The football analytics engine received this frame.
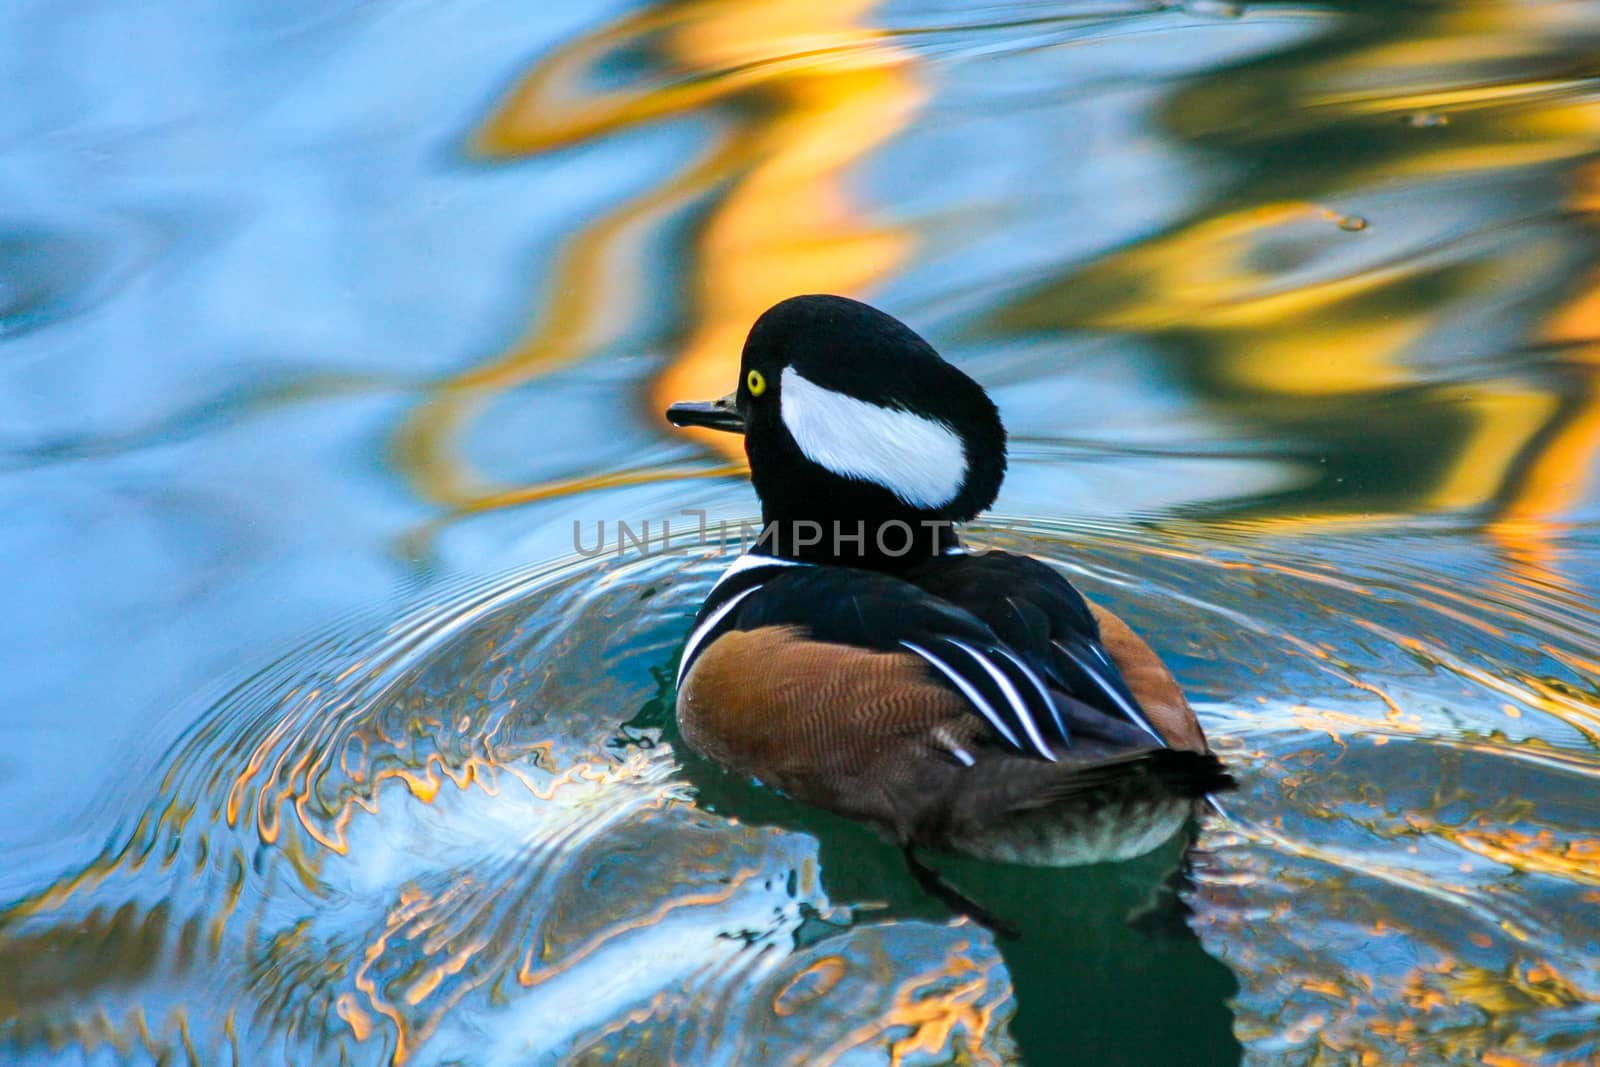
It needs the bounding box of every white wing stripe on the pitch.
[677,585,762,689]
[900,641,1023,751]
[709,553,808,593]
[949,639,1057,762]
[1059,641,1163,744]
[994,647,1070,744]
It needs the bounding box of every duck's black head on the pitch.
[667,294,1006,568]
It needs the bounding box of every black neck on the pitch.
[749,509,962,571]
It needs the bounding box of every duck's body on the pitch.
[667,295,1229,871]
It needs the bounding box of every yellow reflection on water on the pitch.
[394,0,920,526]
[1487,160,1600,576]
[825,937,1006,1067]
[1002,0,1600,586]
[14,3,1600,1063]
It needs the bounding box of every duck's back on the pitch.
[902,550,1209,753]
[674,554,1227,864]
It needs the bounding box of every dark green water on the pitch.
[3,0,1600,1063]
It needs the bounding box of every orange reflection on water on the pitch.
[806,935,1008,1067]
[772,955,848,1016]
[394,0,921,532]
[1003,0,1600,591]
[1487,162,1600,578]
[1453,827,1600,886]
[351,884,436,1064]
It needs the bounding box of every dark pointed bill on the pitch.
[666,392,745,434]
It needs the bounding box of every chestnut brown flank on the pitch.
[1086,601,1207,752]
[677,614,1212,849]
[679,625,979,816]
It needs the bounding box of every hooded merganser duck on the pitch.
[666,295,1230,889]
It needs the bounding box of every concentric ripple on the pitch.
[3,518,1597,1065]
[999,518,1600,1066]
[0,544,1013,1066]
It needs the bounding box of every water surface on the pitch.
[3,0,1599,1063]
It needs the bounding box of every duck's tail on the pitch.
[1016,747,1235,810]
[935,747,1234,867]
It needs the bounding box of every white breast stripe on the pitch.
[780,367,967,509]
[677,585,762,689]
[710,553,808,593]
[900,641,1022,751]
[949,639,1057,762]
[994,647,1070,745]
[1057,640,1163,744]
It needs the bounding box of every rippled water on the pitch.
[5,0,1600,1063]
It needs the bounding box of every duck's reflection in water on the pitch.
[673,719,1242,1067]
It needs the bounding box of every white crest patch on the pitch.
[779,367,967,509]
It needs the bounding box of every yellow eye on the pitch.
[746,369,767,397]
